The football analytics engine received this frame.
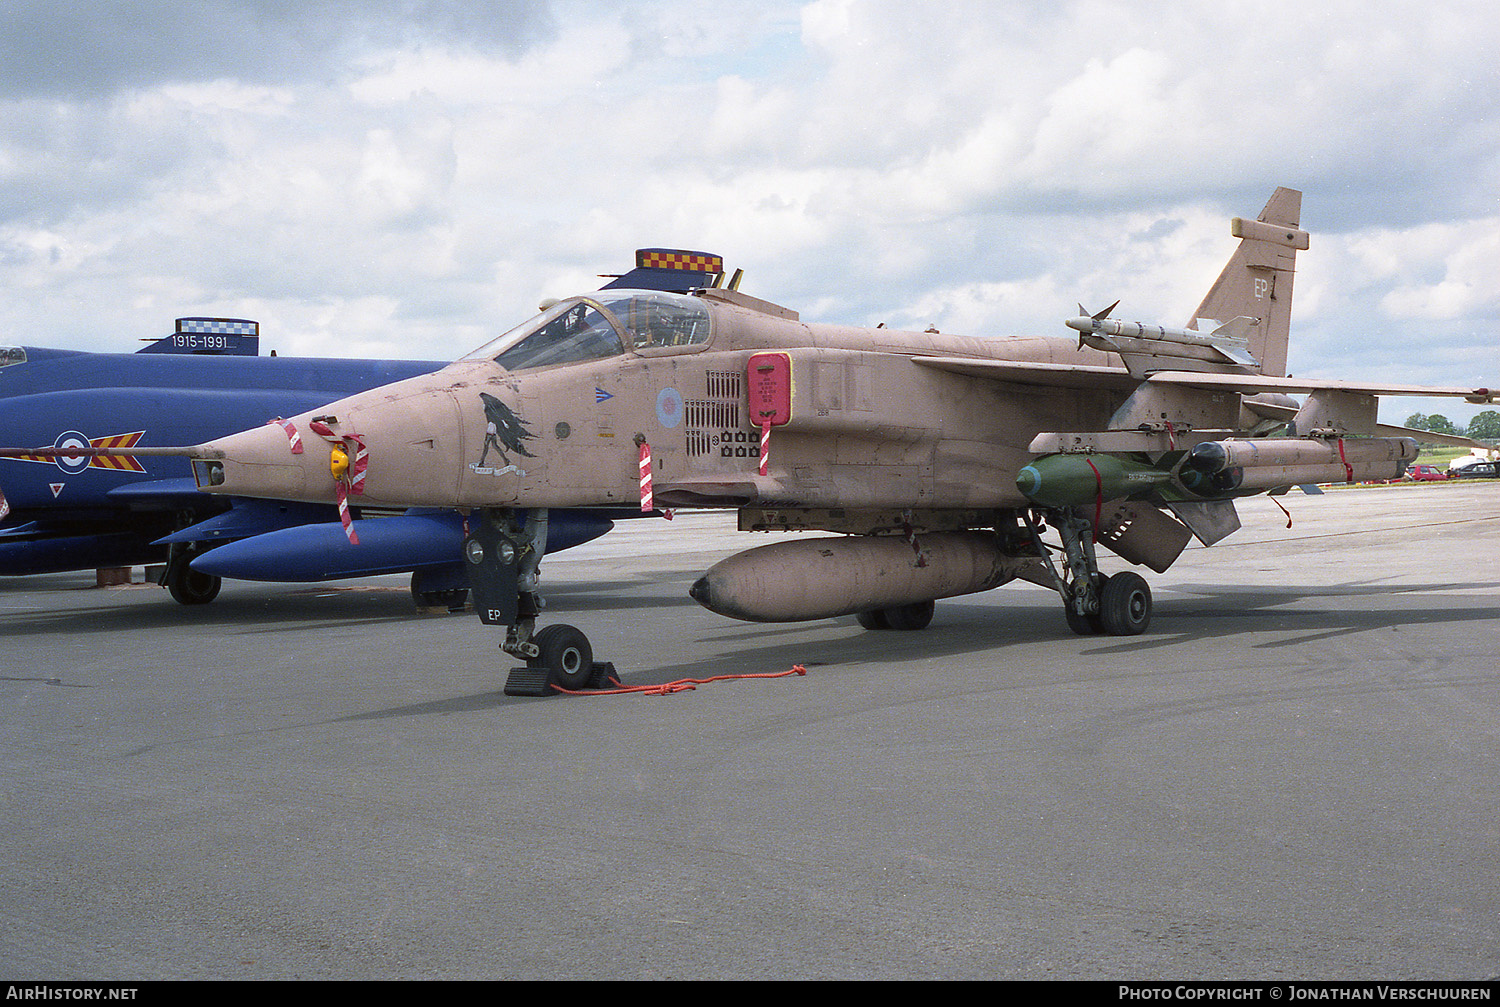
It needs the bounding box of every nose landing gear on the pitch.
[462,507,613,696]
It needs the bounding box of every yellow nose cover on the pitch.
[329,444,350,479]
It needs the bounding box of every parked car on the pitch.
[1405,463,1447,481]
[1451,461,1499,479]
[1448,454,1496,477]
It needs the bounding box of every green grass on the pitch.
[1418,444,1495,466]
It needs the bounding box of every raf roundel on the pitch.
[52,431,92,475]
[656,387,684,429]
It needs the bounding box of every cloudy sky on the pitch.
[1,0,1495,424]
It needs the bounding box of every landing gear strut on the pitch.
[1026,508,1152,636]
[462,508,609,694]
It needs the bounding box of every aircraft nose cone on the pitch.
[198,421,333,503]
[689,575,713,608]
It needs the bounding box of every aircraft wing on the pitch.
[101,477,206,506]
[910,356,1141,390]
[912,356,1495,402]
[1145,371,1496,402]
[1242,397,1491,450]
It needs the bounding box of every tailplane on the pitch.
[1187,187,1307,377]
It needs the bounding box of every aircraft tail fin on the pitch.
[1186,187,1307,377]
[137,317,260,356]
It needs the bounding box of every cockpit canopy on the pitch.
[463,290,711,371]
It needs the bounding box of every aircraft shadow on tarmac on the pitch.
[673,576,1500,679]
[366,579,1500,715]
[0,569,708,640]
[8,574,1496,720]
[1043,579,1500,657]
[0,585,440,639]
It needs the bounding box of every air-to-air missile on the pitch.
[1066,313,1255,360]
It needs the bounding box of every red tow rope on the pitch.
[550,665,808,697]
[1271,495,1293,528]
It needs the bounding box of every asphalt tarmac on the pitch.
[2,483,1497,980]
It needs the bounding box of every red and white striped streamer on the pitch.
[345,433,368,495]
[758,420,771,477]
[268,417,304,454]
[334,483,359,545]
[307,419,365,543]
[638,440,653,512]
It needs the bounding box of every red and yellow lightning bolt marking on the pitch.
[8,432,147,472]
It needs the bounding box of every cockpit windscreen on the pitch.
[463,291,711,371]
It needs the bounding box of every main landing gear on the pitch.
[161,542,222,605]
[1026,508,1152,637]
[461,507,612,695]
[855,599,936,631]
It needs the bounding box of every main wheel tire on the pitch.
[1098,571,1151,636]
[884,599,935,631]
[856,609,889,630]
[534,624,593,690]
[1064,574,1108,635]
[167,567,220,605]
[1064,605,1097,636]
[411,586,469,610]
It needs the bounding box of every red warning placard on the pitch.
[746,353,792,427]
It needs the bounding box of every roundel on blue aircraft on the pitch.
[53,431,91,475]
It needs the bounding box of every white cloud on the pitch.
[0,0,1496,424]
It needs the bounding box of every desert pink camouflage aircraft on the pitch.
[17,193,1493,692]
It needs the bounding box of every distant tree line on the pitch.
[1405,410,1500,441]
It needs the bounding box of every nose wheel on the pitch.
[502,623,613,696]
[463,508,615,696]
[528,624,593,690]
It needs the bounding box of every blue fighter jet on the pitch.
[0,250,722,605]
